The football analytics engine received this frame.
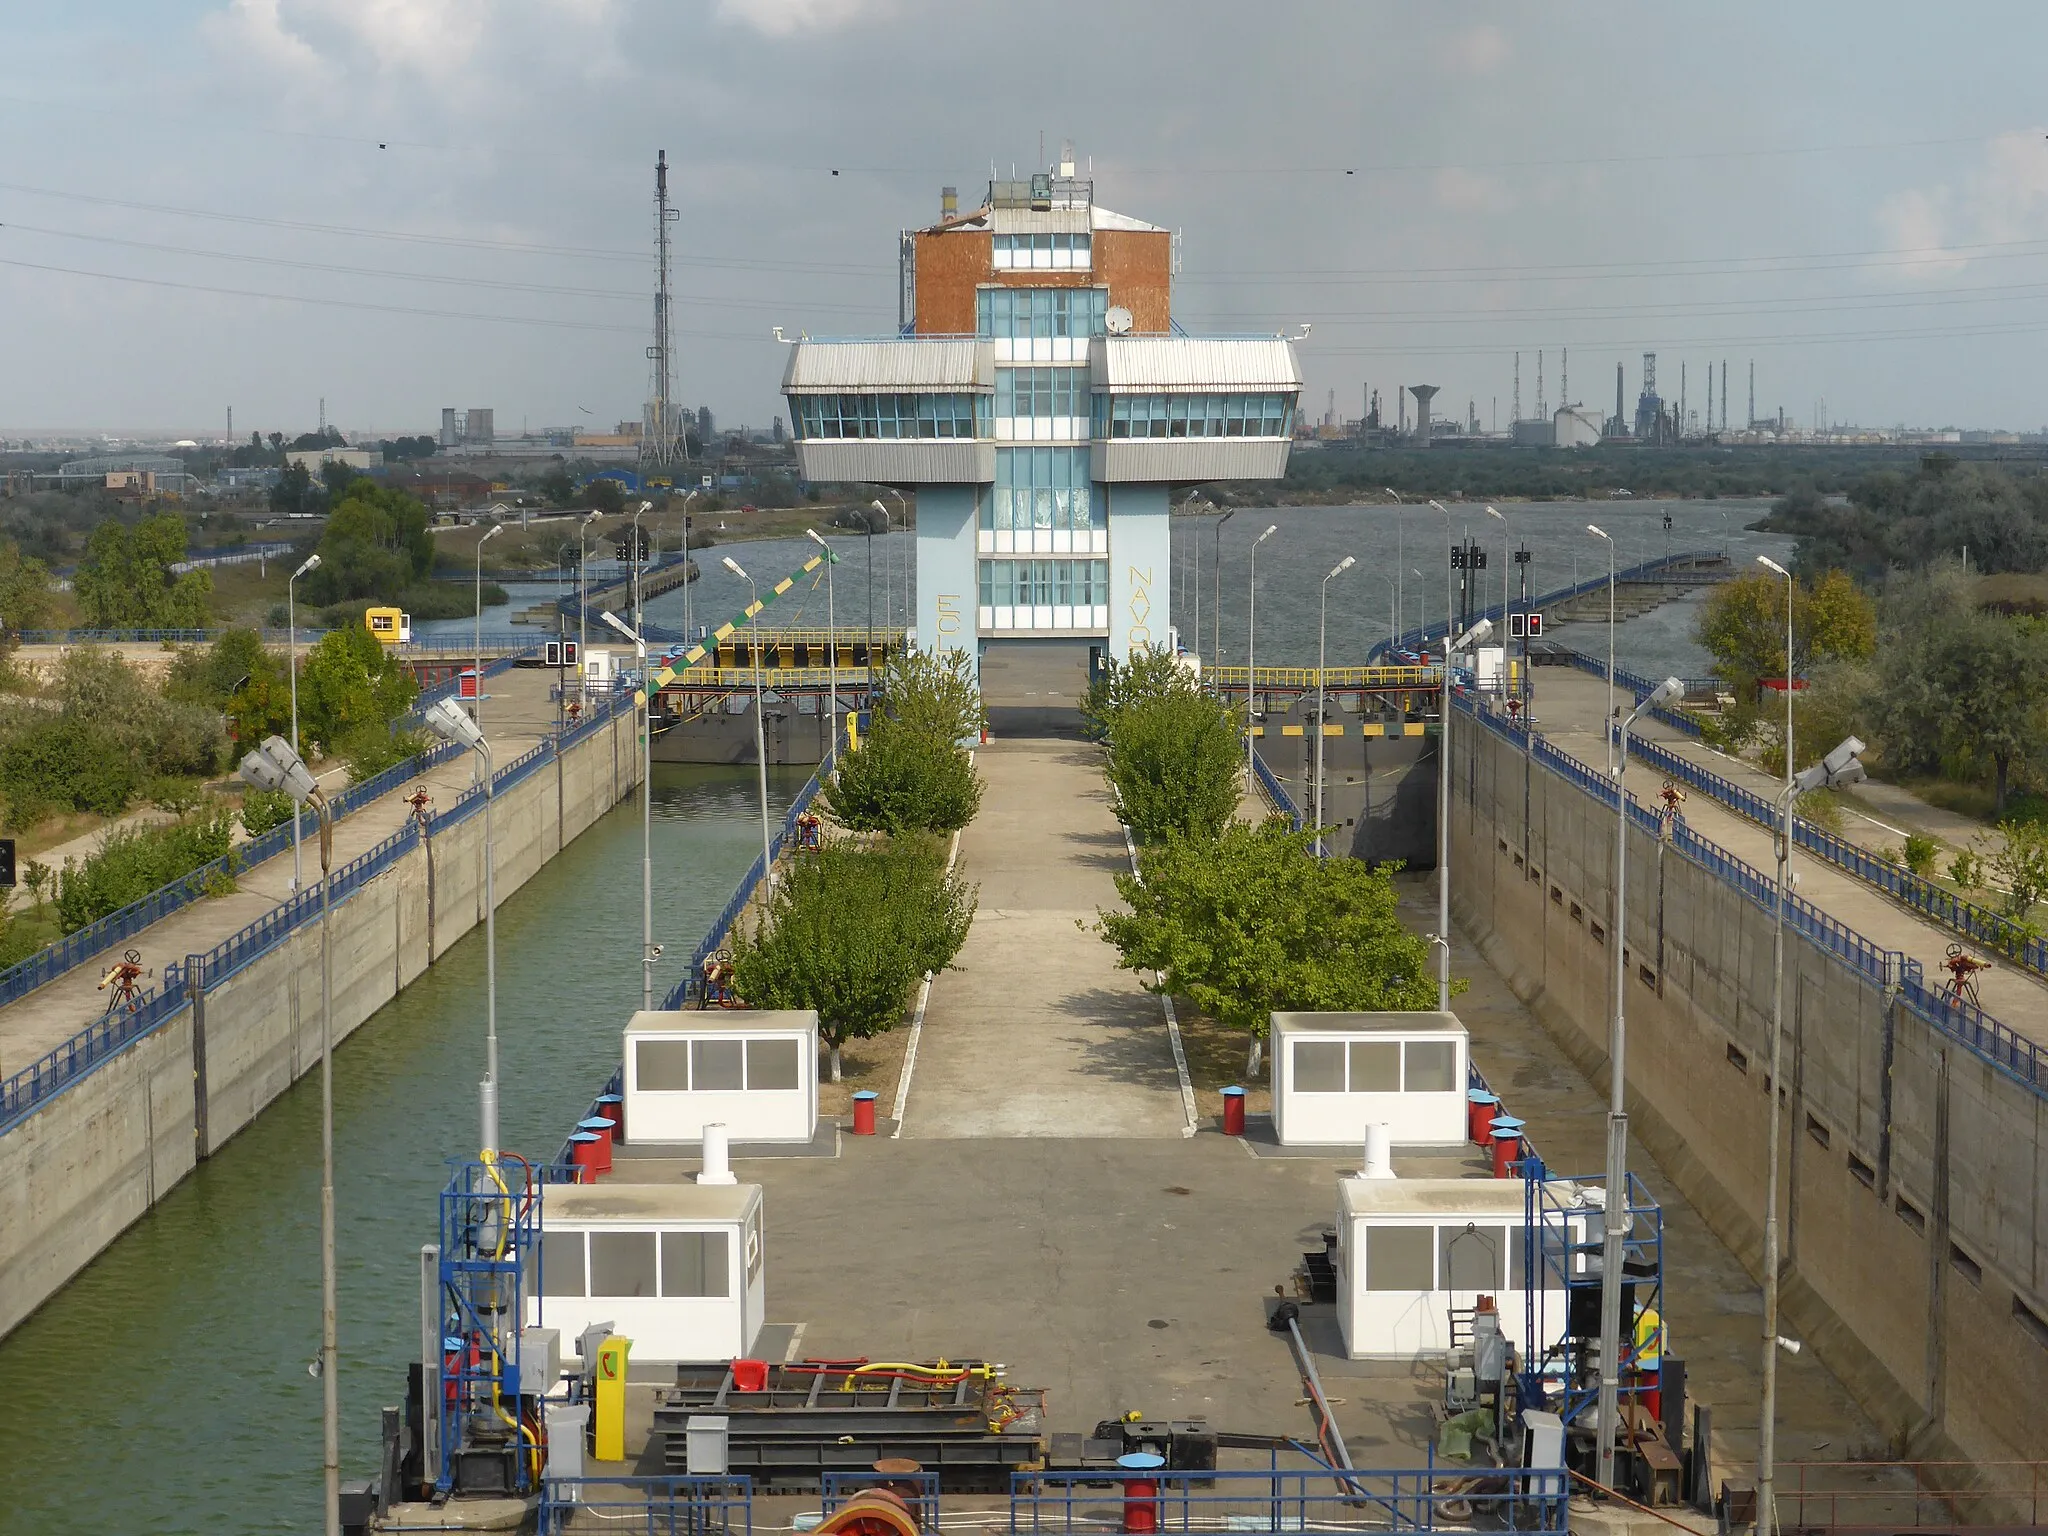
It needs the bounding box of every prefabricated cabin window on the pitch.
[1347,1041,1401,1092]
[1404,1040,1458,1092]
[691,1038,746,1092]
[1293,1040,1347,1092]
[660,1231,731,1298]
[588,1231,658,1298]
[541,1231,587,1298]
[1439,1224,1506,1291]
[746,1038,801,1090]
[1365,1224,1434,1290]
[637,1039,692,1091]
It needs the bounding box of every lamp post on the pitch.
[287,552,321,894]
[1212,509,1235,683]
[1384,488,1404,651]
[1435,616,1493,1012]
[723,557,775,886]
[1756,732,1866,1536]
[871,499,894,639]
[1427,500,1453,648]
[807,529,841,749]
[474,522,503,741]
[1246,524,1277,790]
[885,488,912,641]
[602,610,656,1010]
[1594,674,1686,1492]
[1588,524,1617,771]
[421,697,498,1151]
[676,489,699,644]
[577,509,600,704]
[631,499,653,640]
[864,502,889,698]
[1316,556,1356,856]
[1487,504,1512,693]
[237,734,338,1536]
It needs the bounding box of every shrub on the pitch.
[1990,821,2048,919]
[1948,847,1984,890]
[823,725,981,834]
[1105,687,1244,843]
[0,714,138,821]
[53,807,238,932]
[239,786,297,837]
[1902,833,1941,878]
[343,725,430,783]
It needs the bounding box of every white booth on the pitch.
[1333,1176,1592,1361]
[624,1009,819,1144]
[1271,1012,1470,1147]
[530,1181,766,1364]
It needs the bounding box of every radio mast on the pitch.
[642,150,682,475]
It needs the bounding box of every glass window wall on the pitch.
[977,558,1110,608]
[1094,392,1296,439]
[976,286,1109,340]
[982,447,1099,532]
[791,392,987,440]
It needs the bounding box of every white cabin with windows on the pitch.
[624,1010,819,1144]
[529,1181,766,1365]
[1271,1012,1470,1148]
[1334,1177,1592,1361]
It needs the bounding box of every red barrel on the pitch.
[1489,1116,1526,1179]
[1222,1086,1246,1137]
[1467,1090,1499,1145]
[569,1132,602,1183]
[852,1090,878,1136]
[1117,1453,1165,1534]
[578,1117,616,1174]
[596,1093,624,1145]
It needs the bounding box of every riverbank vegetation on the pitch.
[1091,646,1448,1076]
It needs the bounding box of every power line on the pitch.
[1294,314,2048,357]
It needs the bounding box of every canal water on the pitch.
[0,761,806,1536]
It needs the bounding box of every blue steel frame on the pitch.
[821,1468,941,1519]
[1518,1167,1664,1436]
[538,1475,754,1536]
[1010,1463,1568,1536]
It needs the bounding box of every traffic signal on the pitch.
[0,837,13,888]
[1527,613,1544,637]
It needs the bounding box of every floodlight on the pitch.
[423,696,484,750]
[1451,617,1493,651]
[1648,676,1684,708]
[1794,735,1867,793]
[239,735,316,802]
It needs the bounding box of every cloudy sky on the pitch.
[4,1,2046,438]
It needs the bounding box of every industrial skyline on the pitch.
[2,4,2046,434]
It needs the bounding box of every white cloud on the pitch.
[199,0,327,82]
[712,0,897,37]
[1877,128,2048,277]
[1433,166,1510,215]
[1442,23,1508,77]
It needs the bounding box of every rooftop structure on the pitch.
[781,145,1301,696]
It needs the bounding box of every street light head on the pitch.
[1486,504,1504,521]
[637,500,652,515]
[293,553,322,579]
[1328,555,1356,579]
[1586,524,1610,540]
[422,695,485,750]
[1427,499,1447,513]
[240,735,317,802]
[1757,554,1789,577]
[1255,524,1277,546]
[870,498,887,515]
[481,523,504,543]
[722,556,749,580]
[1452,617,1493,651]
[1648,676,1684,708]
[1382,487,1400,502]
[1824,734,1867,777]
[806,528,827,548]
[583,509,601,524]
[600,609,639,643]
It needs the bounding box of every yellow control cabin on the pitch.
[364,607,413,646]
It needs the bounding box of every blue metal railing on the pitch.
[1566,651,1704,738]
[1460,696,2048,1099]
[539,1475,753,1536]
[1248,740,1303,831]
[0,690,634,1136]
[1617,728,2048,1006]
[1010,1466,1567,1536]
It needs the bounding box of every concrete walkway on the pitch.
[901,736,1187,1138]
[0,669,589,1078]
[1530,667,2048,1035]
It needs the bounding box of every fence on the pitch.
[1617,727,2048,994]
[538,1475,753,1536]
[0,689,634,1137]
[1249,741,1304,830]
[1563,651,1703,738]
[1011,1466,1568,1536]
[1459,696,2048,1100]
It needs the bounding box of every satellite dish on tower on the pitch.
[1105,305,1133,336]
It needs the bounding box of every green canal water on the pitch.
[0,762,806,1536]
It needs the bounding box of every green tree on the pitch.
[1096,819,1443,1074]
[72,514,213,628]
[0,540,55,633]
[731,833,977,1080]
[297,625,420,757]
[1695,567,1876,698]
[1081,645,1190,741]
[823,724,982,833]
[166,627,294,751]
[587,477,625,516]
[302,480,435,604]
[1103,684,1244,843]
[872,647,985,744]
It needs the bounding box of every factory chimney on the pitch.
[1615,363,1624,436]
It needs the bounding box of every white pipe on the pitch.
[698,1122,737,1185]
[1360,1122,1394,1180]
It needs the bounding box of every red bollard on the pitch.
[1467,1090,1499,1145]
[852,1090,878,1136]
[1489,1115,1526,1179]
[569,1132,602,1183]
[579,1116,616,1174]
[1222,1086,1246,1137]
[1118,1453,1165,1534]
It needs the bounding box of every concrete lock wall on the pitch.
[0,709,638,1341]
[1445,713,2048,1470]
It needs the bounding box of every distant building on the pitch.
[286,447,377,473]
[780,145,1300,688]
[438,408,497,449]
[1553,406,1604,449]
